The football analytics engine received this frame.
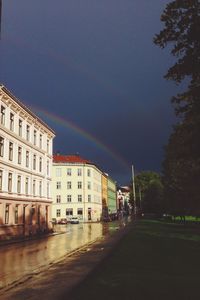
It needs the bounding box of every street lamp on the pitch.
[132,165,136,215]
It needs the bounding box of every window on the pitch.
[88,195,91,202]
[33,180,36,196]
[33,130,37,145]
[88,182,91,190]
[56,181,61,189]
[10,113,14,131]
[78,181,82,189]
[56,168,61,177]
[15,205,19,224]
[87,169,91,177]
[1,105,5,125]
[26,125,30,141]
[47,182,50,198]
[39,157,42,172]
[0,137,4,157]
[67,195,72,202]
[66,208,73,216]
[78,195,82,202]
[8,173,12,192]
[39,181,42,197]
[39,134,42,149]
[25,177,29,195]
[77,168,82,176]
[56,195,61,203]
[18,146,22,164]
[67,168,71,176]
[67,181,71,189]
[5,204,9,224]
[26,151,29,167]
[47,160,49,176]
[77,208,83,217]
[47,139,49,153]
[33,154,36,170]
[19,119,22,136]
[9,142,13,161]
[56,209,61,218]
[17,175,21,194]
[0,170,3,191]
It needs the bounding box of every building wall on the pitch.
[0,86,55,239]
[101,173,108,218]
[52,163,102,222]
[107,177,117,214]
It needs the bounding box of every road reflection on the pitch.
[0,218,131,289]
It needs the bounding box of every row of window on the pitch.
[2,203,48,225]
[1,105,50,152]
[56,194,91,203]
[0,170,50,197]
[0,136,50,175]
[56,208,83,218]
[56,181,91,189]
[56,168,91,177]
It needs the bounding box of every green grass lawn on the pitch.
[68,219,200,300]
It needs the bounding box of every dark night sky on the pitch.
[0,0,181,184]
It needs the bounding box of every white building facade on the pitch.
[52,155,102,222]
[0,85,55,239]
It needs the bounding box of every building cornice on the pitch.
[0,85,55,137]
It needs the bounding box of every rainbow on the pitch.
[31,106,130,171]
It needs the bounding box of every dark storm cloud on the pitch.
[0,0,180,184]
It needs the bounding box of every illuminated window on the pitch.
[0,170,3,191]
[10,113,14,131]
[18,146,22,164]
[0,137,4,157]
[33,130,37,145]
[67,168,71,176]
[9,142,13,161]
[67,195,72,202]
[56,195,61,203]
[26,125,30,141]
[25,177,29,195]
[77,168,82,176]
[1,106,5,125]
[33,154,36,170]
[15,205,19,224]
[67,181,71,189]
[56,181,61,189]
[26,151,29,167]
[19,119,22,136]
[17,175,21,194]
[56,209,61,217]
[5,204,9,224]
[8,173,12,192]
[78,181,82,189]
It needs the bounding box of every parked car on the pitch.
[57,218,68,224]
[70,217,79,224]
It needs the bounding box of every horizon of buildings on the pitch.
[0,84,129,240]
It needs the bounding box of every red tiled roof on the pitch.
[53,154,92,164]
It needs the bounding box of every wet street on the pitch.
[0,220,127,290]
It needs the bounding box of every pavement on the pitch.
[0,220,133,300]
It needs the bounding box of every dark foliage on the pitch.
[154,0,200,215]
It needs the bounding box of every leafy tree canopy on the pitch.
[154,0,200,215]
[154,0,200,116]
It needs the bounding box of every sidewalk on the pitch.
[0,231,64,247]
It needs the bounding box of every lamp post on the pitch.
[132,165,136,216]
